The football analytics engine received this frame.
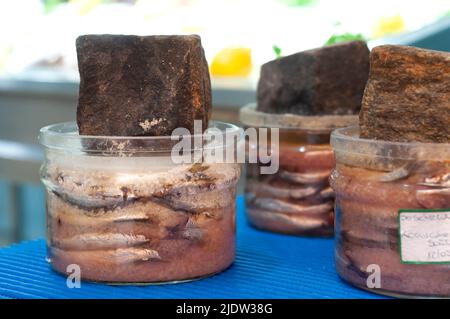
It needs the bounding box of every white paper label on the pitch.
[399,210,450,264]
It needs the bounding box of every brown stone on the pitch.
[76,34,211,136]
[257,41,369,115]
[360,45,450,143]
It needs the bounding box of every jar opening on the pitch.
[39,121,243,154]
[331,125,450,162]
[239,103,358,132]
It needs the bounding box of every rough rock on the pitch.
[257,41,369,115]
[360,45,450,143]
[76,34,211,136]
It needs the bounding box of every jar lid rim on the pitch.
[39,121,243,153]
[331,125,450,161]
[239,103,358,131]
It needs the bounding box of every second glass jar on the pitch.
[240,104,358,237]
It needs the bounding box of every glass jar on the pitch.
[331,126,450,297]
[240,104,358,237]
[39,121,242,284]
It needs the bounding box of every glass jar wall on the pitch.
[331,126,450,297]
[39,121,242,284]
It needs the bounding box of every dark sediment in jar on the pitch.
[332,162,450,297]
[44,162,239,283]
[245,130,335,236]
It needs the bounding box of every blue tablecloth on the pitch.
[0,196,384,299]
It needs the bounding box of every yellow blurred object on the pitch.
[210,47,252,77]
[70,0,102,16]
[373,14,406,38]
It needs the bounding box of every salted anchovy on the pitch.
[49,162,239,200]
[306,149,334,158]
[253,197,332,215]
[52,247,161,264]
[422,173,450,187]
[336,251,369,279]
[178,222,203,240]
[169,219,203,240]
[247,208,327,230]
[416,188,450,209]
[53,233,149,250]
[178,228,202,240]
[52,189,138,210]
[376,164,412,182]
[154,182,233,213]
[374,158,435,183]
[376,157,450,183]
[279,170,330,184]
[247,182,318,199]
[339,230,399,250]
[49,207,149,227]
[319,187,334,199]
[113,248,161,262]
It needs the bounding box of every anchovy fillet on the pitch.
[49,204,149,227]
[247,208,328,231]
[253,197,332,215]
[416,188,450,209]
[53,233,149,250]
[422,173,450,187]
[279,170,330,184]
[52,247,161,264]
[319,187,334,199]
[376,165,411,182]
[246,181,318,199]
